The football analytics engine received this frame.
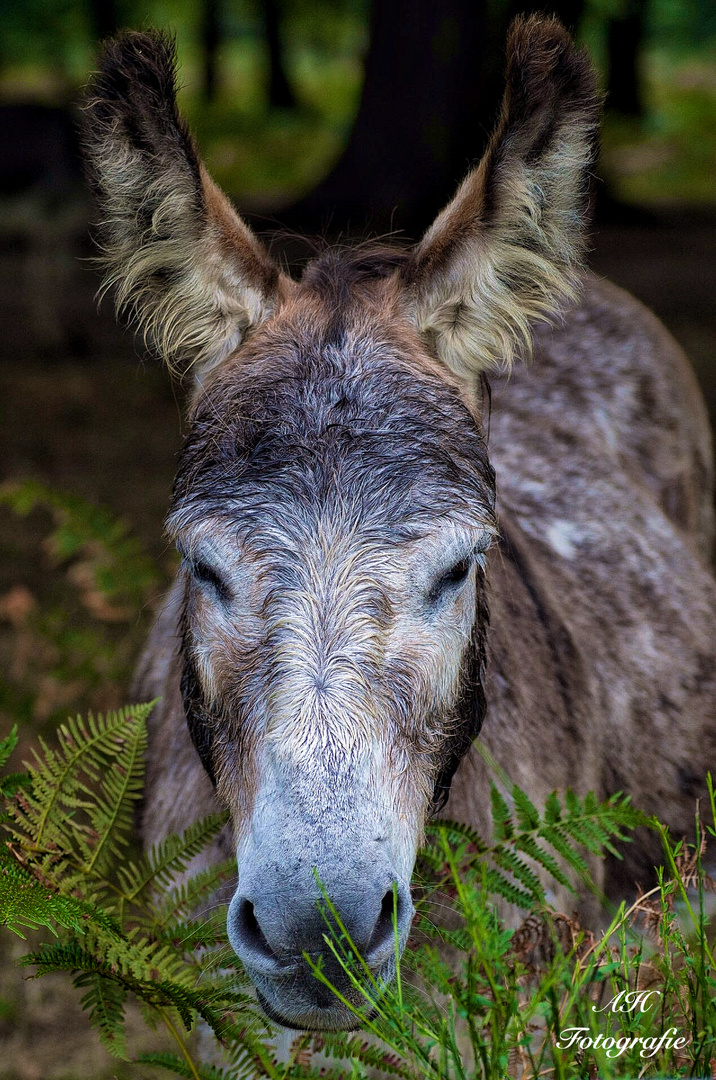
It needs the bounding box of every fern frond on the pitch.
[0,725,19,773]
[429,785,643,910]
[0,479,160,610]
[0,853,120,939]
[512,785,541,831]
[490,785,513,841]
[483,868,535,908]
[152,857,236,928]
[512,833,572,891]
[155,911,229,952]
[0,771,32,803]
[75,972,129,1059]
[219,1023,286,1079]
[490,845,545,903]
[425,817,486,850]
[80,709,148,876]
[0,725,31,819]
[313,1032,415,1078]
[8,703,153,856]
[119,811,230,902]
[539,824,590,879]
[20,939,252,1035]
[137,1053,234,1079]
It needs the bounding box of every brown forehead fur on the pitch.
[199,242,483,421]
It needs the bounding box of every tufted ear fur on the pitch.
[401,15,601,377]
[82,31,285,375]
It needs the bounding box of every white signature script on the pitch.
[556,990,689,1059]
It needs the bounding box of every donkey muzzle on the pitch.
[227,852,414,1029]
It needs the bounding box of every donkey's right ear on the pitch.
[82,31,287,376]
[399,16,601,379]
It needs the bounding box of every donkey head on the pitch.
[83,18,599,1030]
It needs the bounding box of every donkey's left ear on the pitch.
[400,15,601,378]
[82,31,287,376]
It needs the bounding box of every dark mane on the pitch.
[300,242,410,304]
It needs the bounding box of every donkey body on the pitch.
[84,18,716,1030]
[135,273,715,888]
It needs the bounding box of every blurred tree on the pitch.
[286,0,587,236]
[607,0,647,116]
[88,0,120,42]
[286,0,485,234]
[202,0,221,101]
[264,0,296,108]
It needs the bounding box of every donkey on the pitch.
[82,17,716,1031]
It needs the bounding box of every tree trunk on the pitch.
[88,0,120,42]
[202,0,221,103]
[607,0,647,117]
[263,0,296,109]
[285,0,488,237]
[283,0,587,238]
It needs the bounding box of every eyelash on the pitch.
[430,556,474,601]
[186,557,230,601]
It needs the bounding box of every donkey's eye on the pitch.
[429,557,473,602]
[189,558,230,601]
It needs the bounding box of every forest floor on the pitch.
[0,201,714,1079]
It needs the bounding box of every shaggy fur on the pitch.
[402,16,602,376]
[83,17,716,1030]
[81,30,288,373]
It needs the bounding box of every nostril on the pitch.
[234,897,276,962]
[366,884,408,964]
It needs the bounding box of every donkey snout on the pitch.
[228,876,414,978]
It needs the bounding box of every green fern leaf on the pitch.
[0,480,160,610]
[490,845,545,904]
[0,725,32,812]
[490,785,513,841]
[20,939,253,1036]
[0,771,32,801]
[484,868,535,908]
[75,972,129,1060]
[219,1024,287,1080]
[154,857,236,928]
[119,811,230,902]
[512,833,573,892]
[425,818,486,850]
[156,912,229,952]
[81,710,148,877]
[0,725,19,772]
[512,785,540,831]
[544,790,562,824]
[541,824,591,879]
[137,1053,234,1079]
[8,704,153,859]
[0,855,121,939]
[316,1032,415,1078]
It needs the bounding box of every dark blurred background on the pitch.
[0,2,713,1074]
[0,0,714,542]
[0,0,714,541]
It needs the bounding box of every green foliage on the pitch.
[0,480,159,616]
[1,0,712,210]
[307,798,716,1080]
[0,480,164,739]
[0,856,119,939]
[0,725,30,808]
[2,702,714,1078]
[0,702,270,1072]
[8,704,151,888]
[420,784,643,913]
